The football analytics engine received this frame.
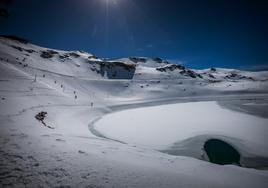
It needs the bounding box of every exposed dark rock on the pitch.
[24,49,35,53]
[99,61,136,79]
[40,50,58,59]
[208,74,215,79]
[180,69,202,79]
[88,55,98,59]
[186,70,197,78]
[156,64,185,72]
[129,57,147,63]
[11,46,36,54]
[40,51,53,59]
[150,80,161,84]
[210,67,216,72]
[248,77,255,81]
[180,70,193,78]
[90,67,97,72]
[209,79,221,83]
[59,54,69,60]
[68,52,80,58]
[78,150,86,154]
[197,74,203,79]
[225,73,254,81]
[230,73,238,78]
[11,45,23,51]
[47,50,58,55]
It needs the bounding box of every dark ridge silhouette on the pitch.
[0,35,29,44]
[204,139,240,165]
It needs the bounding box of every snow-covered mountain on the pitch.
[1,35,268,101]
[1,35,266,81]
[1,36,268,187]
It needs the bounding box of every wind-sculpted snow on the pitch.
[1,36,268,187]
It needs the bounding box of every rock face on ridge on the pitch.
[99,61,136,79]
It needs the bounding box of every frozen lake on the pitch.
[94,101,268,167]
[94,101,268,148]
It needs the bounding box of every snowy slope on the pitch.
[1,36,268,187]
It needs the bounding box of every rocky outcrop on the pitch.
[156,64,186,72]
[225,73,254,81]
[40,50,58,59]
[129,57,147,63]
[156,64,203,79]
[99,61,136,79]
[180,69,203,78]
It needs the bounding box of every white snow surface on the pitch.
[1,36,268,187]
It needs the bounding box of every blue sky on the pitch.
[0,0,267,69]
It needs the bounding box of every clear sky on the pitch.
[0,0,267,69]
